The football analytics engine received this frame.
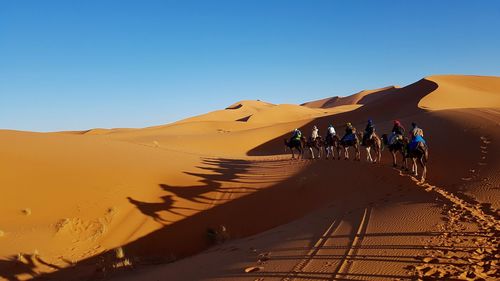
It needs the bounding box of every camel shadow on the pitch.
[0,254,62,281]
[159,158,259,205]
[127,158,260,223]
[20,155,439,281]
[0,256,37,281]
[126,195,198,224]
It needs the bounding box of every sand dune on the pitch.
[302,86,399,108]
[0,75,499,281]
[420,75,500,110]
[175,100,275,124]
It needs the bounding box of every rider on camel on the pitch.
[390,120,405,145]
[311,125,319,141]
[327,124,336,137]
[409,122,426,151]
[410,122,424,138]
[341,122,355,142]
[291,128,302,142]
[362,119,375,146]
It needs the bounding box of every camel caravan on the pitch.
[284,120,429,182]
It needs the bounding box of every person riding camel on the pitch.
[327,124,336,137]
[362,119,375,146]
[389,120,405,145]
[341,122,355,142]
[409,123,426,151]
[410,122,424,138]
[291,128,302,143]
[311,125,319,141]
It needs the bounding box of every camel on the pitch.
[407,141,429,182]
[382,134,408,169]
[358,131,382,163]
[284,137,304,159]
[340,129,361,161]
[304,136,324,159]
[324,134,341,160]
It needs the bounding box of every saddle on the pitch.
[344,133,355,142]
[409,135,426,151]
[289,138,302,147]
[389,134,403,145]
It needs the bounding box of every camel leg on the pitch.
[337,147,341,160]
[344,147,349,160]
[309,147,314,159]
[391,151,397,167]
[420,157,426,182]
[412,159,418,176]
[366,147,372,162]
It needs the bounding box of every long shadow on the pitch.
[0,256,37,281]
[221,270,412,280]
[24,155,440,280]
[5,80,442,280]
[127,195,199,224]
[0,254,62,281]
[160,158,260,205]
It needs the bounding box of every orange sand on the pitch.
[0,75,499,280]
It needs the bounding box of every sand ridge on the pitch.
[0,74,499,280]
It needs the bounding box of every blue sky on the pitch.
[1,0,499,132]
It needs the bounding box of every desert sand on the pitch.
[0,75,499,280]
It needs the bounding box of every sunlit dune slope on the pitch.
[175,100,275,123]
[419,75,500,110]
[1,75,499,281]
[302,86,399,108]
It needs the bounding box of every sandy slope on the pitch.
[302,86,399,108]
[0,75,499,281]
[419,75,500,110]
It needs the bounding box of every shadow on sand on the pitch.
[0,153,445,280]
[0,80,444,280]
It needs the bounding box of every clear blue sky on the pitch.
[1,0,499,132]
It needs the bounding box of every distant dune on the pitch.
[302,85,399,108]
[0,75,499,281]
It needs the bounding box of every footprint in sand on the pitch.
[480,136,491,145]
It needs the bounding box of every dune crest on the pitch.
[1,75,499,281]
[302,85,399,108]
[175,100,275,124]
[419,75,500,110]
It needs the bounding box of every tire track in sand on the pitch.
[282,207,371,281]
[281,218,342,281]
[331,207,371,280]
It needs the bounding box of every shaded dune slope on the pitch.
[247,78,437,156]
[1,75,499,281]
